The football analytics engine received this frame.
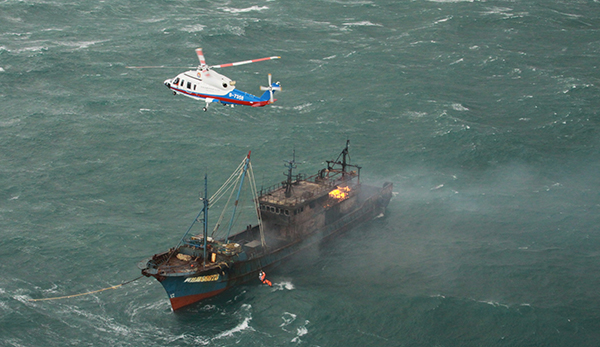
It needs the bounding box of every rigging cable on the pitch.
[210,159,245,204]
[211,170,242,237]
[28,275,144,302]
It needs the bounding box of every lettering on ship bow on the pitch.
[184,274,220,283]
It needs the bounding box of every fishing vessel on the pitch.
[140,141,393,310]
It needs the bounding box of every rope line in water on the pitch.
[28,275,144,302]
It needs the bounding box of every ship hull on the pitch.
[155,183,392,310]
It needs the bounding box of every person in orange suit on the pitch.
[259,270,272,286]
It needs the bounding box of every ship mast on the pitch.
[201,174,208,267]
[325,140,361,183]
[283,150,297,198]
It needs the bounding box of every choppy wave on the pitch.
[212,305,254,341]
[273,280,295,291]
[179,24,206,33]
[220,6,269,13]
[429,0,474,2]
[342,21,382,27]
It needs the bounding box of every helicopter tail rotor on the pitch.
[260,74,282,104]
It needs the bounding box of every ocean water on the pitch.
[1,0,600,345]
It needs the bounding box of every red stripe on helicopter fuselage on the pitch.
[169,86,270,107]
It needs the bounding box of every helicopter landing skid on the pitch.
[203,98,214,112]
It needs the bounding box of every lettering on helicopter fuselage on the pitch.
[229,93,244,101]
[184,274,219,283]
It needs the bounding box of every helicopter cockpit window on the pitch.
[173,77,179,85]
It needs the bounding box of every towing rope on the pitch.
[28,275,144,302]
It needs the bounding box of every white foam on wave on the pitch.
[273,281,295,291]
[482,7,513,15]
[220,6,269,13]
[431,184,444,191]
[479,300,509,309]
[281,313,309,342]
[180,24,205,33]
[452,103,469,111]
[291,325,308,343]
[14,45,47,54]
[434,16,452,24]
[429,0,474,2]
[293,103,312,113]
[212,304,254,340]
[0,67,4,72]
[342,21,382,27]
[59,40,108,50]
[481,6,527,19]
[450,58,464,65]
[280,312,297,327]
[326,0,374,5]
[13,294,31,304]
[41,27,65,32]
[213,316,254,339]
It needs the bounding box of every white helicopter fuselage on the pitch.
[164,68,235,99]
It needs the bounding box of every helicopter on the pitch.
[129,48,281,111]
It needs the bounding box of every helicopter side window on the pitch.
[187,81,191,89]
[181,79,185,87]
[194,84,196,91]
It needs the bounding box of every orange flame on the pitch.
[329,186,351,200]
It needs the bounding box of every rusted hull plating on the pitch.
[169,288,228,311]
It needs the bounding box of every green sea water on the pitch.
[1,0,600,345]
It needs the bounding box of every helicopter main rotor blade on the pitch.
[126,66,196,69]
[211,56,280,69]
[196,48,208,70]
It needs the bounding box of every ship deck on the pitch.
[259,180,333,207]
